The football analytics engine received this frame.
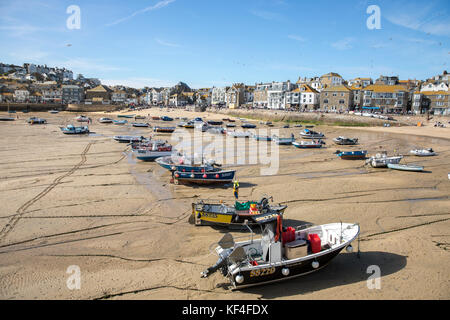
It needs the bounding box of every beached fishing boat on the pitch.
[49,110,59,114]
[132,122,150,127]
[292,140,324,149]
[113,135,146,143]
[113,119,128,125]
[172,168,236,185]
[134,115,146,120]
[226,123,236,128]
[207,120,223,126]
[300,129,325,139]
[387,163,424,172]
[336,150,367,160]
[117,114,135,119]
[201,215,360,290]
[333,136,358,145]
[195,122,209,132]
[27,117,47,125]
[0,117,15,121]
[410,148,436,157]
[367,153,403,168]
[272,134,295,145]
[252,134,272,141]
[207,127,225,134]
[60,125,89,135]
[98,117,113,123]
[153,126,176,133]
[161,116,174,121]
[227,130,251,138]
[135,142,173,161]
[241,123,257,129]
[192,196,287,227]
[156,154,219,172]
[151,116,161,120]
[75,115,90,122]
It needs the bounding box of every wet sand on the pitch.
[0,109,449,300]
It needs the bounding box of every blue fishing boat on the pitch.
[173,169,236,185]
[161,116,174,121]
[252,134,272,141]
[60,125,89,134]
[272,134,295,145]
[207,120,223,126]
[336,150,367,160]
[117,114,135,119]
[113,119,128,125]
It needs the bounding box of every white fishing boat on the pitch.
[410,148,436,157]
[367,152,403,168]
[227,130,251,138]
[99,117,113,123]
[387,163,424,172]
[300,129,325,139]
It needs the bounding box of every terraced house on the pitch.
[413,90,449,115]
[320,85,353,112]
[362,84,409,113]
[253,83,271,108]
[320,72,344,88]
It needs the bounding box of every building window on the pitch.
[324,99,328,104]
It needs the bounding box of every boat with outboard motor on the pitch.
[201,215,360,289]
[60,124,89,134]
[75,115,90,122]
[300,129,325,139]
[192,196,287,227]
[156,153,220,172]
[410,148,436,157]
[333,136,358,145]
[135,141,173,161]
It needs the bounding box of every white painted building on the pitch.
[211,87,227,106]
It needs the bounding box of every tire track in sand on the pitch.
[0,142,95,243]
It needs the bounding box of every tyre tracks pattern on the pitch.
[0,142,95,243]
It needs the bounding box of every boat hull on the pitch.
[136,151,173,161]
[387,164,424,172]
[155,157,214,172]
[174,170,235,185]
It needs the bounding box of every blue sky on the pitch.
[0,0,449,88]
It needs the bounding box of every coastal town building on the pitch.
[375,75,399,85]
[253,83,272,108]
[62,85,84,104]
[362,84,409,113]
[85,85,112,104]
[111,90,127,104]
[414,90,449,115]
[347,77,373,88]
[42,87,62,104]
[320,85,353,112]
[13,88,30,102]
[226,84,245,109]
[211,86,227,106]
[267,81,295,109]
[320,73,344,88]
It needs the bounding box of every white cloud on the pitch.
[155,38,180,47]
[331,38,354,50]
[106,0,176,27]
[288,35,306,42]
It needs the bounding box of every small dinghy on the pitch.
[27,117,47,125]
[60,125,89,135]
[161,116,173,121]
[227,130,251,138]
[49,110,59,114]
[367,152,403,168]
[333,136,358,145]
[113,119,128,125]
[201,215,360,290]
[226,123,236,128]
[153,126,176,133]
[387,163,424,172]
[192,196,287,227]
[134,115,146,120]
[336,150,367,160]
[132,122,150,128]
[300,129,325,139]
[241,123,257,129]
[117,114,135,119]
[99,117,113,123]
[151,116,161,120]
[272,134,295,145]
[113,135,146,143]
[207,127,225,134]
[410,148,436,157]
[293,140,325,149]
[264,121,274,127]
[172,168,236,185]
[0,117,15,121]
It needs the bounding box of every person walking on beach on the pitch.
[233,180,239,199]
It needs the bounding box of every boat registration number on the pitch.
[255,213,278,222]
[200,212,217,218]
[249,267,276,277]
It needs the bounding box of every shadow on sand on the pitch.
[238,251,407,298]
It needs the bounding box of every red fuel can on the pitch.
[308,234,321,253]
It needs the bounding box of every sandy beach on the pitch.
[0,108,449,300]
